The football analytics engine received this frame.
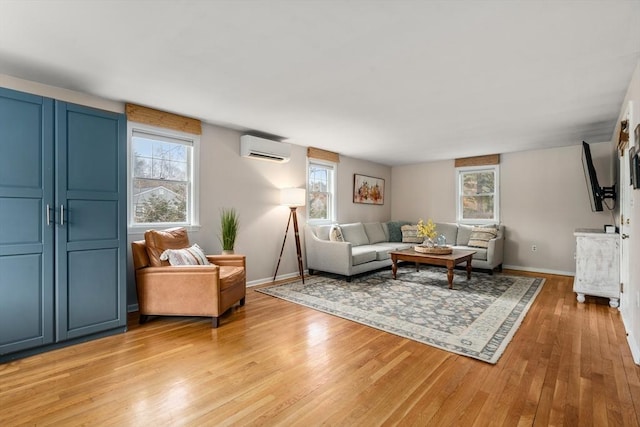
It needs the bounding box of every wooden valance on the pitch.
[126,103,202,135]
[455,154,500,168]
[307,147,340,163]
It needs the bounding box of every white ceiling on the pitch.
[0,1,638,166]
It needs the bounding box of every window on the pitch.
[456,165,499,224]
[128,123,199,229]
[307,160,336,223]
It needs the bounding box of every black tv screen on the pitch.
[582,141,603,212]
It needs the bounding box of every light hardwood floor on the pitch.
[1,270,639,426]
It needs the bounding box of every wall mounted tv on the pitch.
[582,141,616,212]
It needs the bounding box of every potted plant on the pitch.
[219,208,239,254]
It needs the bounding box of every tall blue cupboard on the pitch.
[0,87,127,361]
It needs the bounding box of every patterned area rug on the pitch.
[258,266,545,364]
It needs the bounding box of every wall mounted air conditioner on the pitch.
[240,135,291,163]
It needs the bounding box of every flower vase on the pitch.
[423,238,435,248]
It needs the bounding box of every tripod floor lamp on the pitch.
[273,188,306,283]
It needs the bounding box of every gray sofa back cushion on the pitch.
[457,224,474,246]
[435,222,458,246]
[381,222,390,241]
[363,222,387,244]
[340,222,370,246]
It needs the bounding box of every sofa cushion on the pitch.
[381,222,390,241]
[386,221,411,242]
[468,226,498,248]
[219,266,245,291]
[456,224,474,246]
[145,227,190,267]
[160,243,209,266]
[375,242,413,251]
[434,222,458,246]
[401,225,423,243]
[351,246,377,265]
[453,245,488,261]
[341,222,370,246]
[329,225,344,242]
[315,225,332,241]
[363,222,387,244]
[378,246,394,260]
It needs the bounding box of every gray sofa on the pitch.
[304,221,505,280]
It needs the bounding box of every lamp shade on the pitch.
[280,188,306,207]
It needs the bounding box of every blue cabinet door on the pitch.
[55,102,127,340]
[0,88,55,355]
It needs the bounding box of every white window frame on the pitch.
[307,159,337,225]
[127,122,200,232]
[456,165,500,224]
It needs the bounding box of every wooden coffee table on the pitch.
[389,248,477,289]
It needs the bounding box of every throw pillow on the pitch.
[160,244,210,266]
[467,226,498,248]
[329,225,344,242]
[386,221,411,242]
[401,225,423,243]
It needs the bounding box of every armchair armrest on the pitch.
[304,225,352,275]
[485,234,504,268]
[207,254,246,268]
[135,265,222,315]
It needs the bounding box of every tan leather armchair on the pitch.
[131,227,246,328]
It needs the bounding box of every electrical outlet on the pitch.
[531,244,537,252]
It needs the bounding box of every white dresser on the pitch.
[573,229,620,308]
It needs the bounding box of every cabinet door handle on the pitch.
[46,204,51,226]
[60,205,64,226]
[621,234,629,239]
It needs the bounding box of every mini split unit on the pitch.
[240,135,291,163]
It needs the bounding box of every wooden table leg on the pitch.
[447,265,454,289]
[391,256,398,279]
[466,257,472,280]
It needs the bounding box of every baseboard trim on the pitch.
[627,335,640,365]
[502,264,574,277]
[248,270,309,287]
[249,266,574,287]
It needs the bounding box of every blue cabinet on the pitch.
[0,88,127,358]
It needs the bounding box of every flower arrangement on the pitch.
[416,218,437,240]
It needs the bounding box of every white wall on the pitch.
[614,60,640,363]
[391,143,614,275]
[126,123,391,304]
[335,155,392,223]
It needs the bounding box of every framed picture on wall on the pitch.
[353,174,384,205]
